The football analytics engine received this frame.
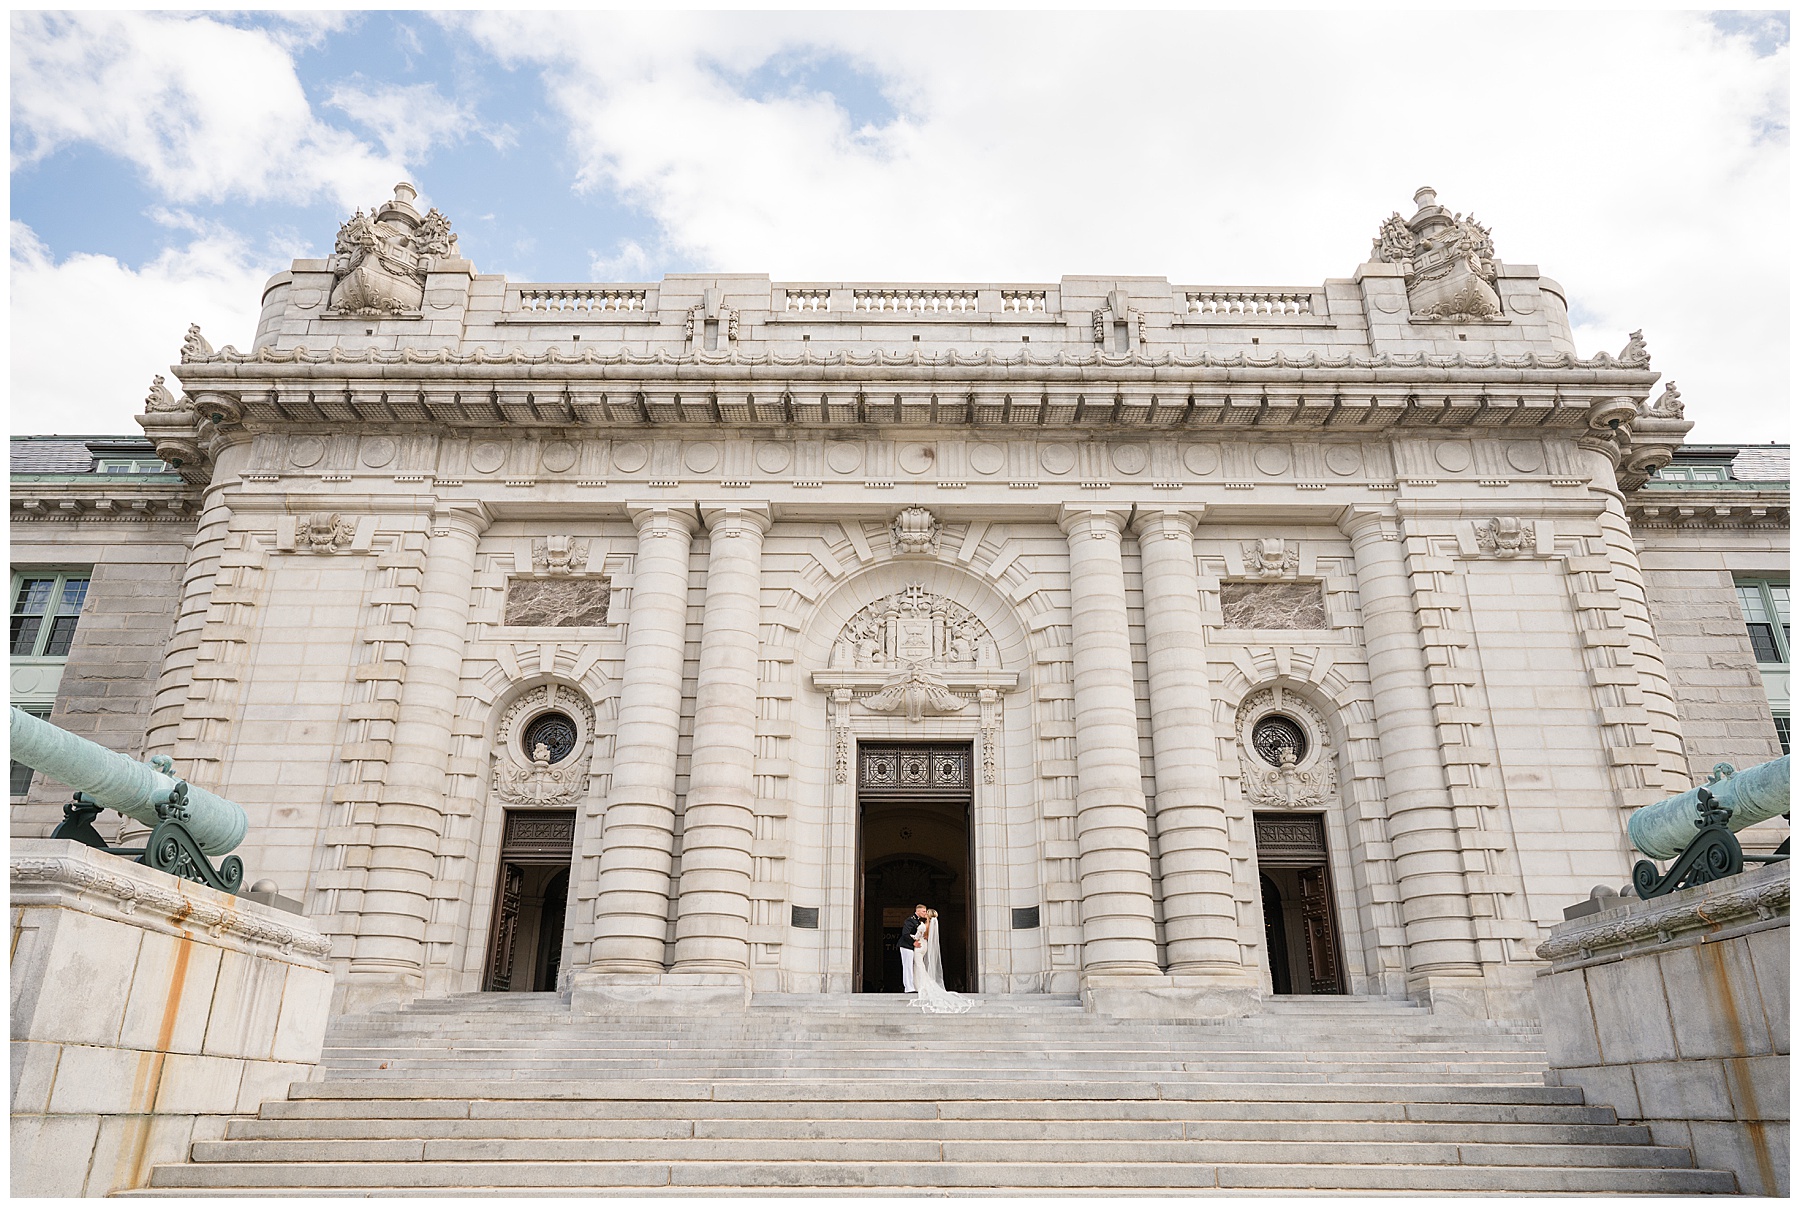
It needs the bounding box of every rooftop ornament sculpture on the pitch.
[10,707,250,894]
[1626,755,1789,899]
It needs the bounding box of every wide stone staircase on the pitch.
[136,992,1738,1194]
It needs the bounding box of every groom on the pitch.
[898,903,928,993]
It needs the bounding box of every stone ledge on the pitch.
[1535,861,1789,970]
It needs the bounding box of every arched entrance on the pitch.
[856,743,974,993]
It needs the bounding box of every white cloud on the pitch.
[324,80,480,167]
[457,11,1789,442]
[10,222,275,435]
[589,239,660,282]
[11,11,403,210]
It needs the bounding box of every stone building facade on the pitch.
[10,185,1789,1021]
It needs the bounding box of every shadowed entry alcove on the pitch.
[483,809,575,992]
[856,744,974,993]
[1254,812,1346,996]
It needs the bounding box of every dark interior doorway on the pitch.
[1254,813,1346,996]
[483,809,575,992]
[856,744,974,993]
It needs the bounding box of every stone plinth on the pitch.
[10,840,334,1197]
[1534,861,1789,1196]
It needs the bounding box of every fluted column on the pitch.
[1341,507,1481,978]
[349,501,489,981]
[1134,509,1244,976]
[671,506,771,976]
[589,506,698,973]
[1059,506,1161,977]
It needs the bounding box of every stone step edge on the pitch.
[283,1082,1586,1103]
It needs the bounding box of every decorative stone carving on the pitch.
[1091,288,1144,349]
[504,578,611,627]
[1642,382,1683,419]
[1235,687,1338,811]
[1242,537,1300,578]
[326,182,456,317]
[1474,517,1536,557]
[1371,186,1502,321]
[491,684,595,805]
[890,506,940,555]
[1618,329,1650,365]
[143,375,184,414]
[531,535,590,575]
[859,664,969,723]
[830,583,995,671]
[1220,582,1328,629]
[295,512,356,552]
[684,303,740,346]
[180,323,214,363]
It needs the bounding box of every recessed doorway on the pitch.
[1254,812,1346,995]
[483,809,575,992]
[856,743,975,993]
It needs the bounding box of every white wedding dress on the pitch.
[914,919,972,1014]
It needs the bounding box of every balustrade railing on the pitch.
[785,289,833,312]
[852,289,979,314]
[516,288,648,314]
[1186,290,1316,317]
[1000,290,1050,313]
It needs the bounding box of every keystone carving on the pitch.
[1371,186,1502,321]
[1474,517,1535,556]
[1242,537,1300,578]
[859,664,969,724]
[531,535,590,575]
[890,506,940,555]
[296,512,356,553]
[327,182,457,317]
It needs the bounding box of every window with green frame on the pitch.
[1736,580,1791,665]
[10,571,91,658]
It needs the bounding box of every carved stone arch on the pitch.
[487,677,600,806]
[1213,668,1359,753]
[1233,684,1341,812]
[795,561,1035,677]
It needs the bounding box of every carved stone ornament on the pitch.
[860,664,969,723]
[1091,288,1144,347]
[684,303,740,345]
[492,684,596,805]
[531,535,590,575]
[180,323,214,363]
[1371,186,1502,321]
[1617,329,1650,366]
[1474,517,1535,557]
[1235,687,1338,811]
[327,182,457,317]
[1242,537,1300,578]
[143,374,184,414]
[296,512,356,553]
[1641,382,1684,419]
[829,583,997,672]
[890,506,941,555]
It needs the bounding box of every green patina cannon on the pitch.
[1627,755,1789,899]
[10,706,249,893]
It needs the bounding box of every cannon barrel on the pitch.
[9,707,248,856]
[1627,755,1790,862]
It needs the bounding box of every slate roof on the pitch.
[10,435,161,475]
[1731,446,1789,483]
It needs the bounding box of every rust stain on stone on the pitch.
[119,930,194,1191]
[1701,941,1777,1196]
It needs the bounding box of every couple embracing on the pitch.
[897,904,972,1014]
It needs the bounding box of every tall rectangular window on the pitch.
[1736,580,1791,664]
[11,573,90,658]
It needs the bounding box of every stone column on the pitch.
[1133,509,1247,979]
[587,506,697,973]
[1340,507,1481,982]
[347,501,489,996]
[1058,506,1161,978]
[671,506,771,977]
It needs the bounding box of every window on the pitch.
[1775,715,1791,756]
[11,572,89,658]
[94,457,169,474]
[1655,465,1731,483]
[10,706,47,795]
[1736,580,1790,665]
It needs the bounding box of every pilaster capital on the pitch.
[430,499,491,538]
[1131,507,1205,542]
[1057,504,1131,539]
[700,504,773,538]
[1337,504,1400,543]
[626,504,700,540]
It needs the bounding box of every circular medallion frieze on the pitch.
[1505,442,1544,473]
[1323,445,1362,476]
[288,437,325,469]
[826,442,862,474]
[470,441,506,474]
[1110,444,1149,475]
[359,437,396,469]
[1510,293,1540,315]
[1253,445,1291,476]
[755,442,791,474]
[1182,443,1220,475]
[1433,441,1473,473]
[541,442,578,473]
[969,443,1006,475]
[612,441,648,473]
[1038,443,1076,475]
[1372,292,1404,313]
[292,288,322,311]
[683,442,721,473]
[897,443,935,475]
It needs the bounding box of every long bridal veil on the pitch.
[915,919,973,1014]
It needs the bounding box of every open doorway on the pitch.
[483,809,575,992]
[856,743,974,993]
[1254,813,1346,995]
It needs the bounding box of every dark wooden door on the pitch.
[1297,865,1342,994]
[485,863,524,991]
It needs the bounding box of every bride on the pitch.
[913,909,972,1014]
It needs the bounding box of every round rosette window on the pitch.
[1251,715,1309,767]
[522,712,578,764]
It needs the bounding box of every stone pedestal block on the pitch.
[1534,861,1789,1196]
[10,840,333,1197]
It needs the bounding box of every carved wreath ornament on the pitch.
[1235,687,1338,811]
[492,684,596,805]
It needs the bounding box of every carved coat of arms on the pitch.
[327,182,458,317]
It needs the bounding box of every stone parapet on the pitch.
[10,839,333,1196]
[1534,861,1789,1196]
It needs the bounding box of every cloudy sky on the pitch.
[10,10,1790,443]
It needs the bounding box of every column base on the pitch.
[570,970,752,1015]
[1407,968,1538,1023]
[1080,973,1262,1020]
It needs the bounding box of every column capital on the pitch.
[700,504,773,537]
[1057,504,1131,538]
[1131,507,1205,541]
[1337,504,1400,542]
[626,504,700,538]
[430,499,492,538]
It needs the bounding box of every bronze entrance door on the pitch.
[1253,812,1347,995]
[856,743,974,993]
[482,809,575,992]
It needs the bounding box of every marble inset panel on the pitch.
[1220,581,1327,629]
[504,578,611,627]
